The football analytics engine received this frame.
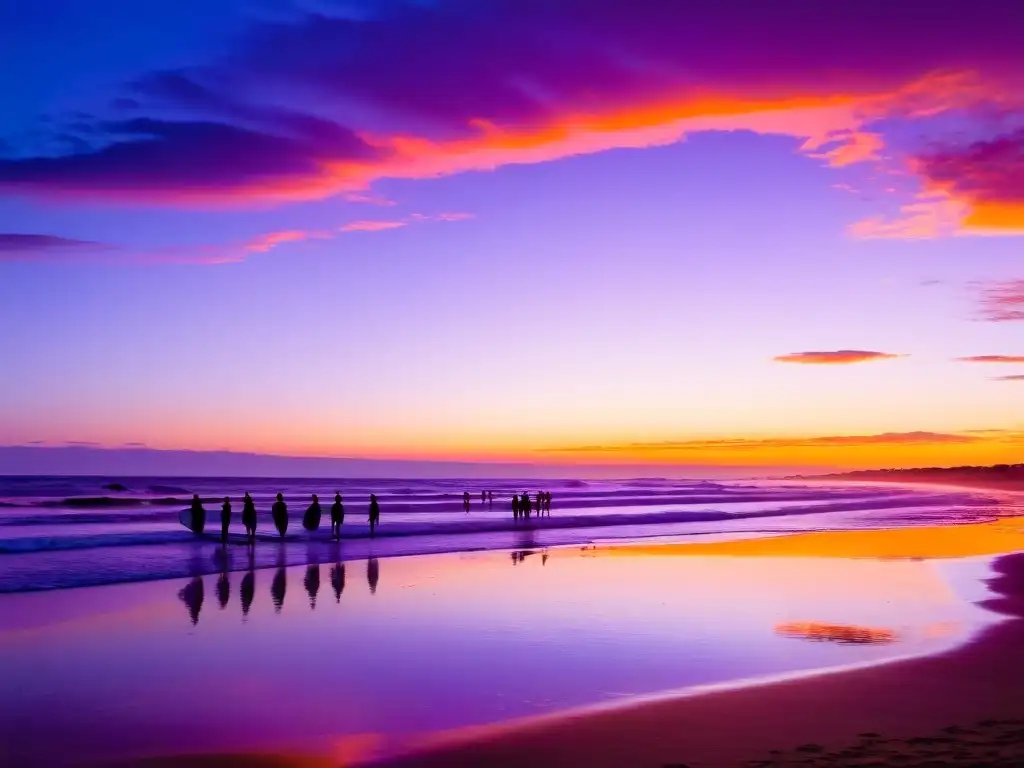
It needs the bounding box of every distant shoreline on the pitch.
[785,464,1024,496]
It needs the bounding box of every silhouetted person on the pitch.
[330,492,345,539]
[488,490,493,507]
[189,494,206,534]
[303,493,322,531]
[272,493,288,537]
[512,494,520,520]
[544,491,551,515]
[367,557,379,594]
[368,494,380,536]
[304,564,320,609]
[331,562,346,602]
[179,576,204,625]
[481,490,486,505]
[220,496,232,543]
[242,492,257,543]
[536,492,543,516]
[463,491,471,512]
[271,567,287,613]
[241,568,255,618]
[217,570,230,610]
[521,491,532,518]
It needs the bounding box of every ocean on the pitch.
[0,474,1009,592]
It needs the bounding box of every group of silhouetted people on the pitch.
[187,491,382,543]
[511,491,552,519]
[463,490,495,511]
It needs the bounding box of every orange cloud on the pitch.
[957,355,1024,363]
[244,229,332,253]
[543,431,985,455]
[773,350,905,364]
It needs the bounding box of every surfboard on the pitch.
[302,504,322,531]
[178,507,206,534]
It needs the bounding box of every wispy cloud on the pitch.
[339,220,407,232]
[956,355,1024,363]
[994,375,1024,381]
[977,279,1024,322]
[0,233,108,261]
[542,431,987,454]
[773,350,906,365]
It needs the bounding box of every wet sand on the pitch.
[383,522,1024,768]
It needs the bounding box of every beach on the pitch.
[1,477,1023,767]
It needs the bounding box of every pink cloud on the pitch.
[339,220,408,232]
[977,280,1024,321]
[957,355,1024,363]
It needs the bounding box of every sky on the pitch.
[0,0,1022,472]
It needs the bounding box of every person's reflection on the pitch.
[304,564,320,609]
[367,557,379,595]
[241,568,255,619]
[542,551,549,566]
[178,576,205,626]
[331,562,346,603]
[216,571,230,610]
[271,567,287,613]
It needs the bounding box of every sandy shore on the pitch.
[384,548,1024,767]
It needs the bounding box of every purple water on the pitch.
[0,475,1009,592]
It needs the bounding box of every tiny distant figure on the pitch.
[220,496,232,543]
[544,491,552,515]
[302,493,322,532]
[535,492,543,516]
[368,494,381,536]
[521,491,532,518]
[272,493,288,537]
[242,492,257,543]
[481,490,486,505]
[463,491,471,512]
[512,494,520,520]
[330,492,345,539]
[190,493,206,535]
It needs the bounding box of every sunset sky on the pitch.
[1,0,1022,470]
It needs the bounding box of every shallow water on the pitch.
[0,547,1001,766]
[0,475,1009,591]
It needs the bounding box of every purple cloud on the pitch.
[0,234,107,261]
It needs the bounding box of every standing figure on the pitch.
[488,490,493,507]
[512,494,520,520]
[463,491,471,512]
[302,493,322,531]
[521,491,532,518]
[544,491,551,515]
[272,493,288,537]
[220,496,232,543]
[330,492,345,539]
[242,492,257,543]
[481,490,487,505]
[189,493,206,534]
[368,493,381,536]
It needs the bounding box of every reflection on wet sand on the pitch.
[304,564,320,609]
[271,568,287,613]
[776,622,897,645]
[368,557,379,594]
[331,563,346,603]
[178,576,204,626]
[241,569,255,618]
[179,557,389,623]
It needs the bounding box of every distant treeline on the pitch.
[789,463,1024,480]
